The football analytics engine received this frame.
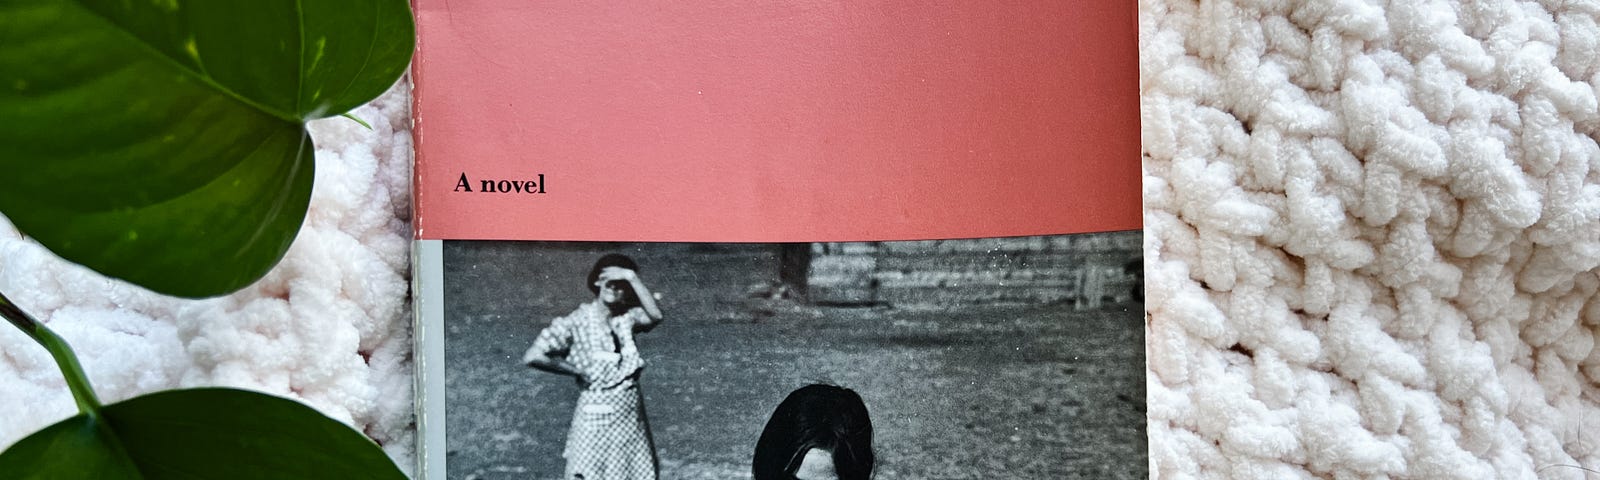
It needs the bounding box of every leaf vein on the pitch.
[66,0,303,123]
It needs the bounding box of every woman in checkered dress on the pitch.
[524,254,664,480]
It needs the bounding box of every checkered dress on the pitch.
[530,302,658,480]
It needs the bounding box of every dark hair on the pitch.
[752,384,874,480]
[587,254,640,294]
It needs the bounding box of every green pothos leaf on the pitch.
[0,388,406,480]
[0,0,414,297]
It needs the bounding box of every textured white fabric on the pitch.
[0,83,416,474]
[1144,1,1600,478]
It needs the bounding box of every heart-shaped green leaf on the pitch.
[0,0,414,297]
[0,388,405,479]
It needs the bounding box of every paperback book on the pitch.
[410,2,1141,478]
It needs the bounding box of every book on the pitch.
[410,1,1141,478]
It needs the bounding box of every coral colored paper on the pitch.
[411,1,1138,242]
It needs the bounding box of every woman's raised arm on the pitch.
[604,267,664,329]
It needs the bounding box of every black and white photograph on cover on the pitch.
[437,232,1145,480]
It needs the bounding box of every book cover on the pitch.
[410,1,1141,478]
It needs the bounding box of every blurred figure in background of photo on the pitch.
[524,254,665,480]
[753,384,876,480]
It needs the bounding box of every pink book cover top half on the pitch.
[411,1,1138,242]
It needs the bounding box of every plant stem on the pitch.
[340,112,373,130]
[0,290,103,416]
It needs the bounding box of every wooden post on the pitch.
[778,243,812,300]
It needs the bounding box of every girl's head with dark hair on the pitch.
[752,384,874,480]
[588,254,639,292]
[588,253,641,308]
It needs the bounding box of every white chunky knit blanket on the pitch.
[0,86,418,472]
[1143,0,1600,478]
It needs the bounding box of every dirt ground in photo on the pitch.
[442,242,1146,480]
